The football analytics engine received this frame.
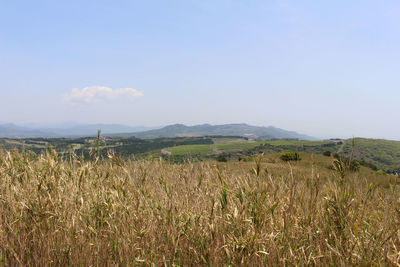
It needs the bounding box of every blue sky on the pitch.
[1,0,399,139]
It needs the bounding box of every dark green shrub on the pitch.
[323,151,331,157]
[280,151,301,162]
[217,155,228,162]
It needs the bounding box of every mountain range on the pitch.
[0,122,315,140]
[111,123,316,140]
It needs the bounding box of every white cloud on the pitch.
[64,86,143,103]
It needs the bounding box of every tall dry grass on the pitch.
[0,149,399,265]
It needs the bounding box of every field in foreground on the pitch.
[0,150,400,265]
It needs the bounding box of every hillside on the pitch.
[339,138,400,173]
[125,123,316,140]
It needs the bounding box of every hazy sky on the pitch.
[1,0,399,140]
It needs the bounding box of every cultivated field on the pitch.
[0,150,399,265]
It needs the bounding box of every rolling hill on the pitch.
[124,123,316,140]
[339,138,400,173]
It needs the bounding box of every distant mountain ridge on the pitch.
[0,123,159,138]
[0,123,54,138]
[43,124,158,136]
[124,123,316,140]
[0,122,315,140]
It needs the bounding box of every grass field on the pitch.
[163,144,214,155]
[163,139,337,156]
[264,140,333,146]
[215,141,265,152]
[0,149,399,265]
[163,139,265,155]
[212,137,249,144]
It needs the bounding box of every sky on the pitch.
[1,0,399,140]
